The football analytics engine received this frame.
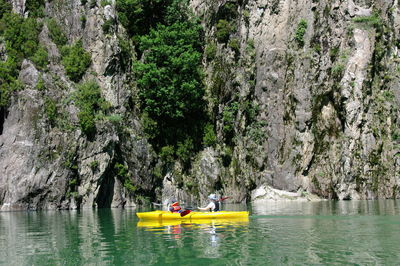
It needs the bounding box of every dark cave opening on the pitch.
[95,175,115,208]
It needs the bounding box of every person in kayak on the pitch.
[169,200,182,213]
[198,194,220,212]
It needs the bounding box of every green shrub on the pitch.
[352,13,382,29]
[102,18,115,34]
[217,2,238,21]
[0,0,11,19]
[47,19,68,47]
[61,41,92,82]
[205,43,217,61]
[101,0,111,7]
[26,0,45,18]
[0,12,40,107]
[202,123,217,147]
[106,114,123,124]
[160,145,174,164]
[223,101,239,136]
[35,75,46,91]
[141,112,158,140]
[81,0,88,5]
[116,0,174,38]
[135,20,205,149]
[30,45,49,70]
[80,15,87,28]
[228,38,240,55]
[75,81,108,136]
[115,163,129,178]
[2,14,41,61]
[216,19,232,43]
[124,178,136,193]
[44,97,57,126]
[0,76,22,107]
[295,19,307,47]
[176,138,194,166]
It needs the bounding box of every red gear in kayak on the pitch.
[169,202,182,213]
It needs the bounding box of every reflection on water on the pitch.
[0,200,399,265]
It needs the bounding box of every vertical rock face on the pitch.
[0,0,155,211]
[187,0,400,201]
[0,0,399,211]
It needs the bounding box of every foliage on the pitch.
[106,114,123,124]
[295,19,308,47]
[228,38,240,56]
[26,0,45,18]
[141,112,158,141]
[124,178,137,193]
[0,0,11,19]
[101,0,111,7]
[216,2,238,21]
[81,0,88,5]
[115,163,129,178]
[47,19,68,47]
[80,15,87,28]
[31,45,49,70]
[35,75,46,91]
[205,42,217,61]
[116,0,175,42]
[0,12,40,106]
[352,13,382,29]
[135,19,205,149]
[216,19,232,43]
[75,81,108,137]
[2,13,41,62]
[176,138,194,166]
[44,97,57,127]
[202,123,217,147]
[61,41,92,82]
[102,18,116,34]
[223,101,239,137]
[160,145,174,164]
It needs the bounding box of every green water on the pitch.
[1,200,400,265]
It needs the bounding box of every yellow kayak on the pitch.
[136,210,249,220]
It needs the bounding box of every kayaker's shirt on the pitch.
[204,201,220,212]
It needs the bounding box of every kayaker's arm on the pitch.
[198,202,214,211]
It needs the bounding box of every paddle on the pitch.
[180,210,192,217]
[219,196,229,201]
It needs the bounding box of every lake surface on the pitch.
[1,200,400,265]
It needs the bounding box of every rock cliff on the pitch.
[0,0,399,210]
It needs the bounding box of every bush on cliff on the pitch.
[61,41,92,82]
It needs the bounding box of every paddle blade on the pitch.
[180,210,192,217]
[219,196,229,201]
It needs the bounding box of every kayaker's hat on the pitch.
[208,194,217,200]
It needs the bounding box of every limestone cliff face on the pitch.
[0,0,399,211]
[0,0,155,210]
[187,0,400,201]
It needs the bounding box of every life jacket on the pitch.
[209,201,220,212]
[170,202,181,213]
